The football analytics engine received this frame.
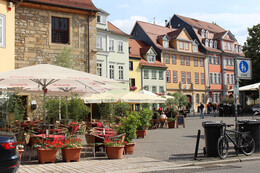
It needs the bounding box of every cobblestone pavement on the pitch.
[18,115,260,173]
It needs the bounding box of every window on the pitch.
[159,86,164,94]
[130,78,135,87]
[186,57,190,66]
[210,73,213,84]
[109,39,114,51]
[201,73,205,84]
[194,58,198,66]
[97,14,106,24]
[228,43,232,51]
[213,56,216,64]
[210,40,213,48]
[225,42,228,50]
[148,55,156,63]
[144,85,149,91]
[227,74,230,84]
[97,15,101,23]
[218,73,221,84]
[152,70,156,79]
[144,70,149,79]
[159,71,163,80]
[187,72,191,83]
[226,58,229,66]
[230,58,233,66]
[239,46,242,52]
[214,73,217,84]
[179,41,184,49]
[51,16,69,44]
[164,54,170,64]
[173,71,177,83]
[214,40,218,48]
[97,35,103,49]
[118,41,123,52]
[109,65,115,79]
[196,93,200,104]
[152,86,157,93]
[0,14,5,48]
[181,56,185,65]
[195,73,199,84]
[166,71,171,83]
[163,41,169,48]
[185,42,189,50]
[209,56,212,64]
[216,57,220,65]
[205,39,209,47]
[200,58,204,67]
[202,94,205,104]
[181,72,186,83]
[205,30,209,38]
[97,63,102,76]
[172,55,176,64]
[193,44,198,52]
[118,66,124,80]
[129,61,133,71]
[231,74,234,84]
[201,29,205,38]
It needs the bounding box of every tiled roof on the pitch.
[213,31,227,39]
[176,14,226,33]
[108,22,129,36]
[158,29,182,40]
[129,39,146,58]
[140,58,167,68]
[24,0,98,11]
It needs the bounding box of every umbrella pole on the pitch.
[43,88,46,125]
[65,96,68,120]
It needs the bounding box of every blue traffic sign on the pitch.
[239,61,248,73]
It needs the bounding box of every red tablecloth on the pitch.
[92,122,103,128]
[31,134,65,141]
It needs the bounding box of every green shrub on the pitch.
[137,108,153,130]
[113,103,131,117]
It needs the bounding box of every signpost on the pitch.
[234,57,252,130]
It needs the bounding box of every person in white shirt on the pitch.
[160,112,167,128]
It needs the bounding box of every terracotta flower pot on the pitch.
[62,147,82,162]
[168,121,175,128]
[136,130,145,138]
[124,143,135,155]
[144,129,148,136]
[37,148,57,164]
[106,146,124,159]
[17,149,24,160]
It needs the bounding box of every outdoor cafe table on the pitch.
[31,134,65,141]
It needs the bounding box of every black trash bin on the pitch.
[238,119,260,152]
[202,121,225,156]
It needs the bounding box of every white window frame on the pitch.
[201,73,205,84]
[118,65,124,80]
[97,63,102,76]
[148,54,156,63]
[187,72,191,83]
[218,73,221,84]
[185,42,189,50]
[164,54,170,64]
[173,71,177,83]
[214,73,217,84]
[163,41,169,48]
[194,57,198,66]
[216,57,220,65]
[180,56,185,65]
[193,44,198,52]
[166,71,170,83]
[0,14,5,48]
[179,41,184,49]
[152,70,156,79]
[196,93,200,104]
[209,56,212,64]
[152,86,157,93]
[210,73,213,84]
[186,57,190,66]
[181,72,185,83]
[195,73,199,84]
[172,55,176,64]
[205,39,209,47]
[97,14,106,25]
[109,39,114,51]
[214,40,218,48]
[97,35,103,49]
[144,85,149,91]
[200,58,204,67]
[109,64,115,79]
[159,86,164,94]
[144,70,149,79]
[210,40,213,48]
[159,71,163,80]
[118,40,123,52]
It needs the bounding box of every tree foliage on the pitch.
[53,47,75,68]
[172,92,189,110]
[242,24,260,85]
[113,102,131,117]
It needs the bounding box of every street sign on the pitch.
[236,58,252,79]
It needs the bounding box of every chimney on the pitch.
[165,20,168,26]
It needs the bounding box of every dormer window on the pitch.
[97,14,107,25]
[205,30,209,38]
[148,54,156,63]
[192,40,199,52]
[205,39,209,47]
[201,29,205,38]
[214,40,218,48]
[238,46,242,53]
[163,41,169,48]
[210,40,213,48]
[235,45,238,52]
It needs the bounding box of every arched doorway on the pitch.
[187,95,192,103]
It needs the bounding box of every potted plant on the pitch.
[33,138,63,164]
[116,112,139,154]
[61,138,83,162]
[136,109,153,138]
[104,139,126,159]
[167,118,176,128]
[16,141,25,159]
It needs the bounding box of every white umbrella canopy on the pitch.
[115,92,166,104]
[238,82,260,91]
[138,89,158,96]
[0,64,120,124]
[83,92,118,104]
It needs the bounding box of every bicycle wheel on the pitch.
[241,134,255,156]
[217,136,229,159]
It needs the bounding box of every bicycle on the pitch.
[217,124,255,159]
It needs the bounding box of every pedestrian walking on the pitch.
[213,103,217,117]
[199,102,205,119]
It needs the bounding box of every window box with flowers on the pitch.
[33,139,63,164]
[104,140,126,159]
[130,86,137,91]
[61,138,83,162]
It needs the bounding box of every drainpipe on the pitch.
[87,16,90,73]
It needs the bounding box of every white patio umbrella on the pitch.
[0,64,119,125]
[83,92,119,104]
[138,89,158,96]
[116,92,166,104]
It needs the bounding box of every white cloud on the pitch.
[111,16,149,34]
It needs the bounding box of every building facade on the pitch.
[15,0,98,73]
[0,0,16,73]
[169,15,244,103]
[131,21,206,111]
[96,9,129,91]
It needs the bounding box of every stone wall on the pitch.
[15,7,97,74]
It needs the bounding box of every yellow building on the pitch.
[131,21,207,111]
[0,0,15,73]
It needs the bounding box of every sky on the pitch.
[92,0,260,45]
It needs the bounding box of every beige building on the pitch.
[0,0,16,73]
[15,0,98,73]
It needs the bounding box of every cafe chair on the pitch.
[108,133,126,142]
[85,134,105,157]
